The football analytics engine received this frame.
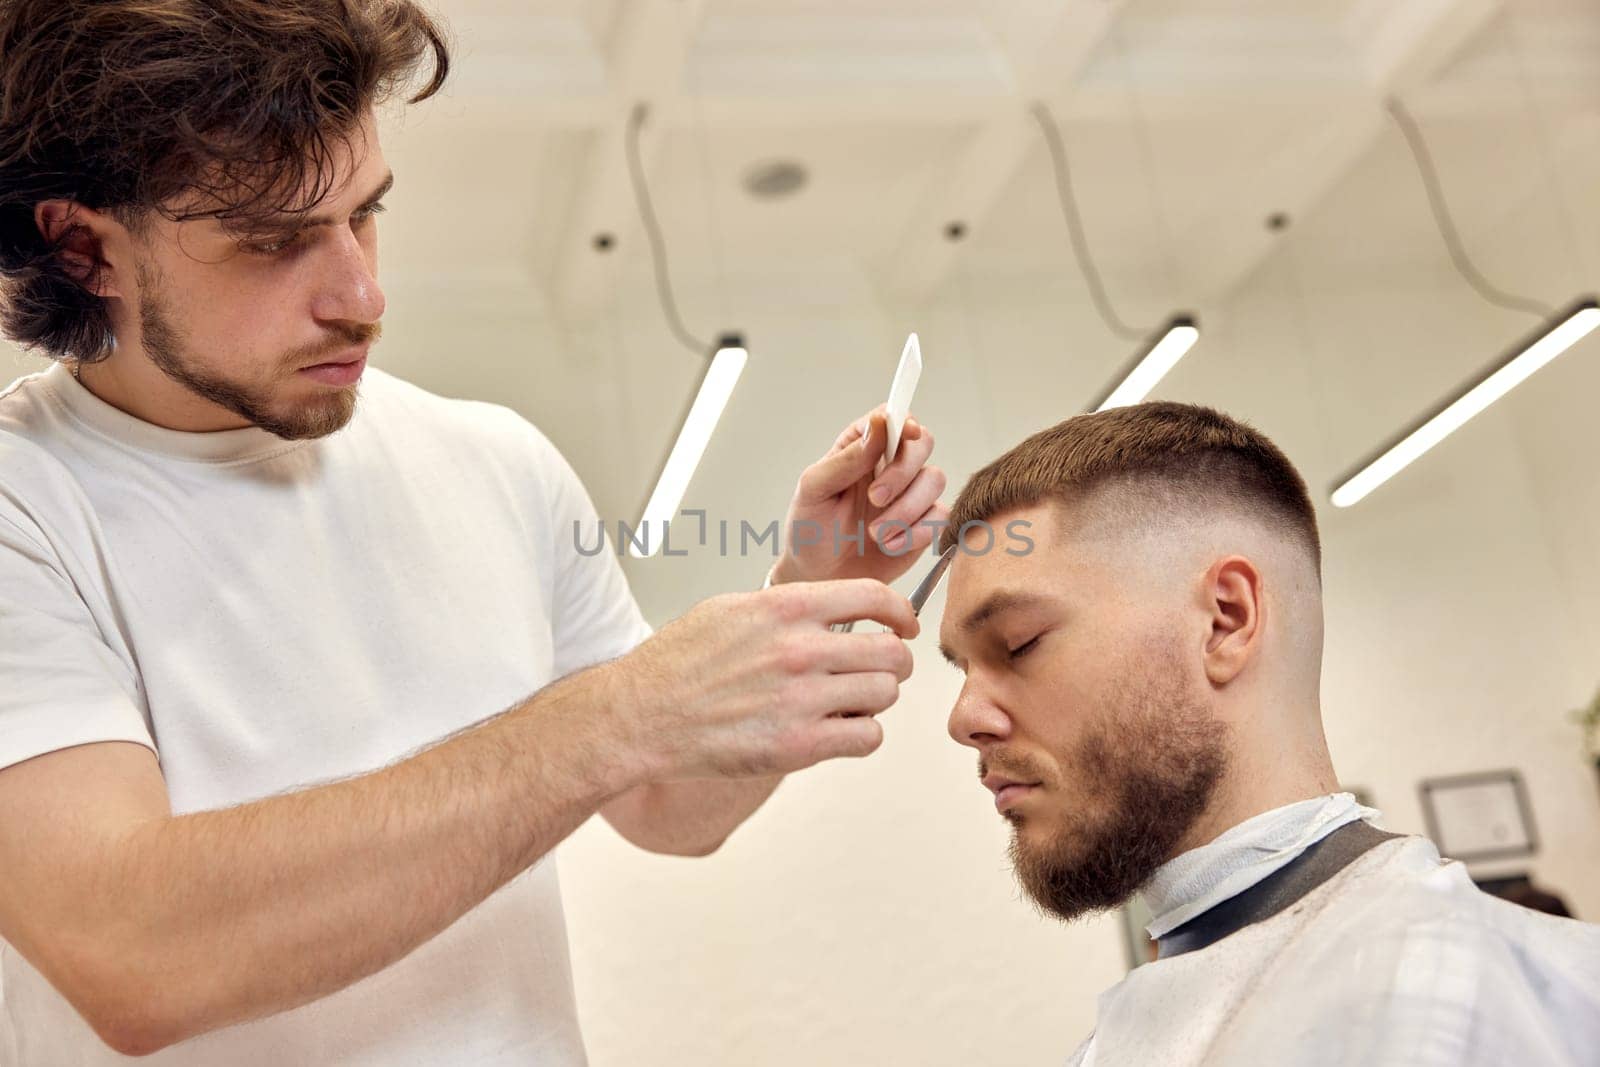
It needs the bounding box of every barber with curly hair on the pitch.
[0,2,949,1062]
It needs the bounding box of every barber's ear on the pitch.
[33,201,124,299]
[1201,556,1262,687]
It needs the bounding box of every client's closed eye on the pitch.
[1008,636,1041,661]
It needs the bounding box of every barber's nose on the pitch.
[313,227,386,325]
[947,680,1011,749]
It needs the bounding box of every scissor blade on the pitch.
[909,545,957,616]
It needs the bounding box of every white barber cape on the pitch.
[1069,795,1600,1067]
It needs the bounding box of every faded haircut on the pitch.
[941,402,1322,577]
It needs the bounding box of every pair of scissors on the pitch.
[831,544,957,633]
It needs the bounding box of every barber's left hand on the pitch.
[771,406,949,586]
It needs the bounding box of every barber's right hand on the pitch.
[605,578,918,781]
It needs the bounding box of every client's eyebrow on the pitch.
[938,590,1054,666]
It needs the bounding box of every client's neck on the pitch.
[1179,703,1340,856]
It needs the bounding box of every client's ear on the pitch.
[1201,555,1262,686]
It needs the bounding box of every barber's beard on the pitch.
[137,267,369,441]
[1002,668,1229,924]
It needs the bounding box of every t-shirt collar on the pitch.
[42,360,311,465]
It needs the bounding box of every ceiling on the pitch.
[379,0,1600,311]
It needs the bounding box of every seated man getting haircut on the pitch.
[934,402,1600,1066]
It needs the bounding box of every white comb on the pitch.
[879,332,922,476]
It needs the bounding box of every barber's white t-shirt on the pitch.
[0,361,652,1065]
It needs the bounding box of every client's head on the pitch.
[935,402,1332,923]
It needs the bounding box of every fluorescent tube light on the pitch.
[631,337,749,558]
[1331,298,1600,508]
[1092,315,1201,412]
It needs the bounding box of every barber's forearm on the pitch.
[600,560,805,856]
[596,562,806,854]
[603,775,783,856]
[81,666,640,1056]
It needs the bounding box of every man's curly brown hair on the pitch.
[0,0,449,364]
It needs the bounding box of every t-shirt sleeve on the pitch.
[0,508,155,772]
[531,433,654,680]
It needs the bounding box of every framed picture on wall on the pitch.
[1419,769,1538,863]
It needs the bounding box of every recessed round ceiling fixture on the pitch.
[742,159,808,200]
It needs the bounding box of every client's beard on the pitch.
[1004,672,1228,924]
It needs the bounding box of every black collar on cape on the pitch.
[1157,820,1401,960]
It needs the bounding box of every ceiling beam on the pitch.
[871,1,1131,307]
[1188,0,1504,304]
[548,0,708,323]
[430,76,1595,132]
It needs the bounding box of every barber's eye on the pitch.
[245,232,307,256]
[1007,636,1040,661]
